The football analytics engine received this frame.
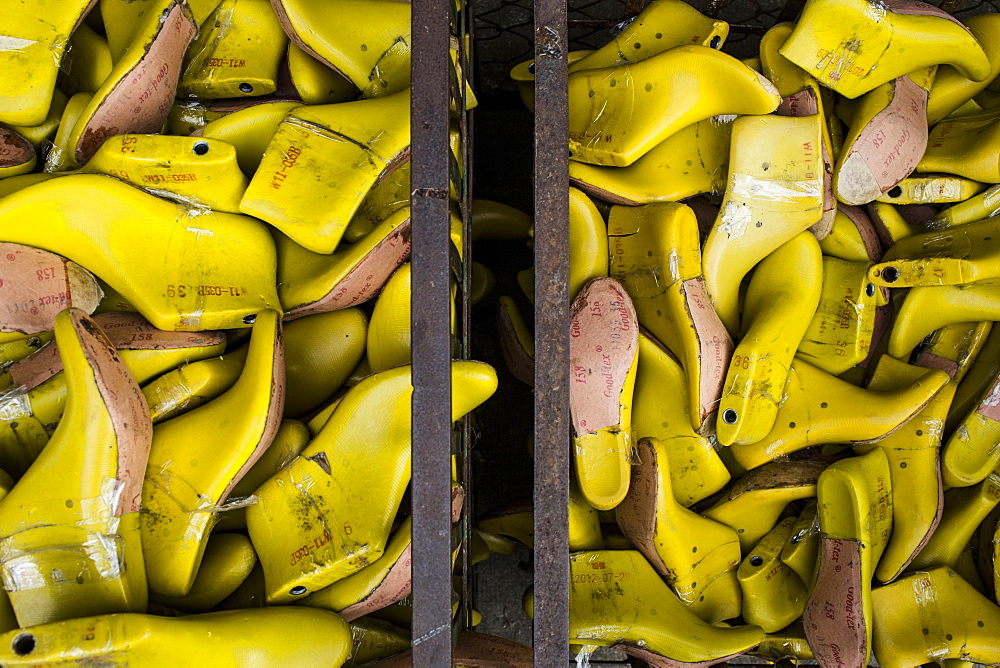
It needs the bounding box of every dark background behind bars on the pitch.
[467,0,1000,659]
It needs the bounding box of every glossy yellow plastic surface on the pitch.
[346,159,412,239]
[868,200,932,245]
[8,90,68,150]
[860,367,955,582]
[753,620,815,662]
[63,22,113,96]
[609,203,732,429]
[142,346,248,424]
[945,369,1000,489]
[0,175,279,331]
[932,183,1000,228]
[702,114,825,334]
[286,42,358,105]
[872,218,1000,290]
[564,550,765,664]
[804,448,892,668]
[302,516,411,620]
[213,563,267,612]
[99,0,203,61]
[271,0,411,97]
[617,437,742,623]
[0,333,52,368]
[68,2,197,166]
[200,100,301,175]
[0,309,151,627]
[702,461,825,553]
[730,355,949,470]
[470,200,532,242]
[798,257,880,375]
[180,0,287,99]
[78,134,249,213]
[888,283,1000,359]
[567,188,609,302]
[927,14,1000,124]
[0,607,352,666]
[872,566,1000,668]
[568,0,728,73]
[247,361,496,603]
[570,117,732,206]
[241,90,409,254]
[631,334,731,507]
[141,310,283,597]
[568,45,780,167]
[0,0,93,126]
[911,472,1000,570]
[876,174,986,204]
[779,0,990,99]
[346,617,410,666]
[150,533,257,613]
[718,231,822,446]
[368,263,419,373]
[919,109,1000,183]
[914,321,992,383]
[216,419,310,532]
[759,21,838,236]
[952,326,1000,428]
[738,517,808,632]
[43,91,91,173]
[281,309,367,416]
[779,501,819,586]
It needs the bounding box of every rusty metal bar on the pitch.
[411,0,456,661]
[532,0,570,660]
[458,0,477,631]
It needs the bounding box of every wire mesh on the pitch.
[474,0,1000,95]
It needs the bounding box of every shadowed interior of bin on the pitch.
[468,0,1000,660]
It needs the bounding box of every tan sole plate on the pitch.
[71,309,153,515]
[569,277,637,435]
[615,642,756,668]
[287,219,412,319]
[803,537,867,668]
[74,3,196,163]
[836,76,929,206]
[6,312,226,391]
[0,128,35,173]
[0,243,103,335]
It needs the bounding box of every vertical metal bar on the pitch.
[411,0,455,661]
[532,0,570,661]
[458,0,477,631]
